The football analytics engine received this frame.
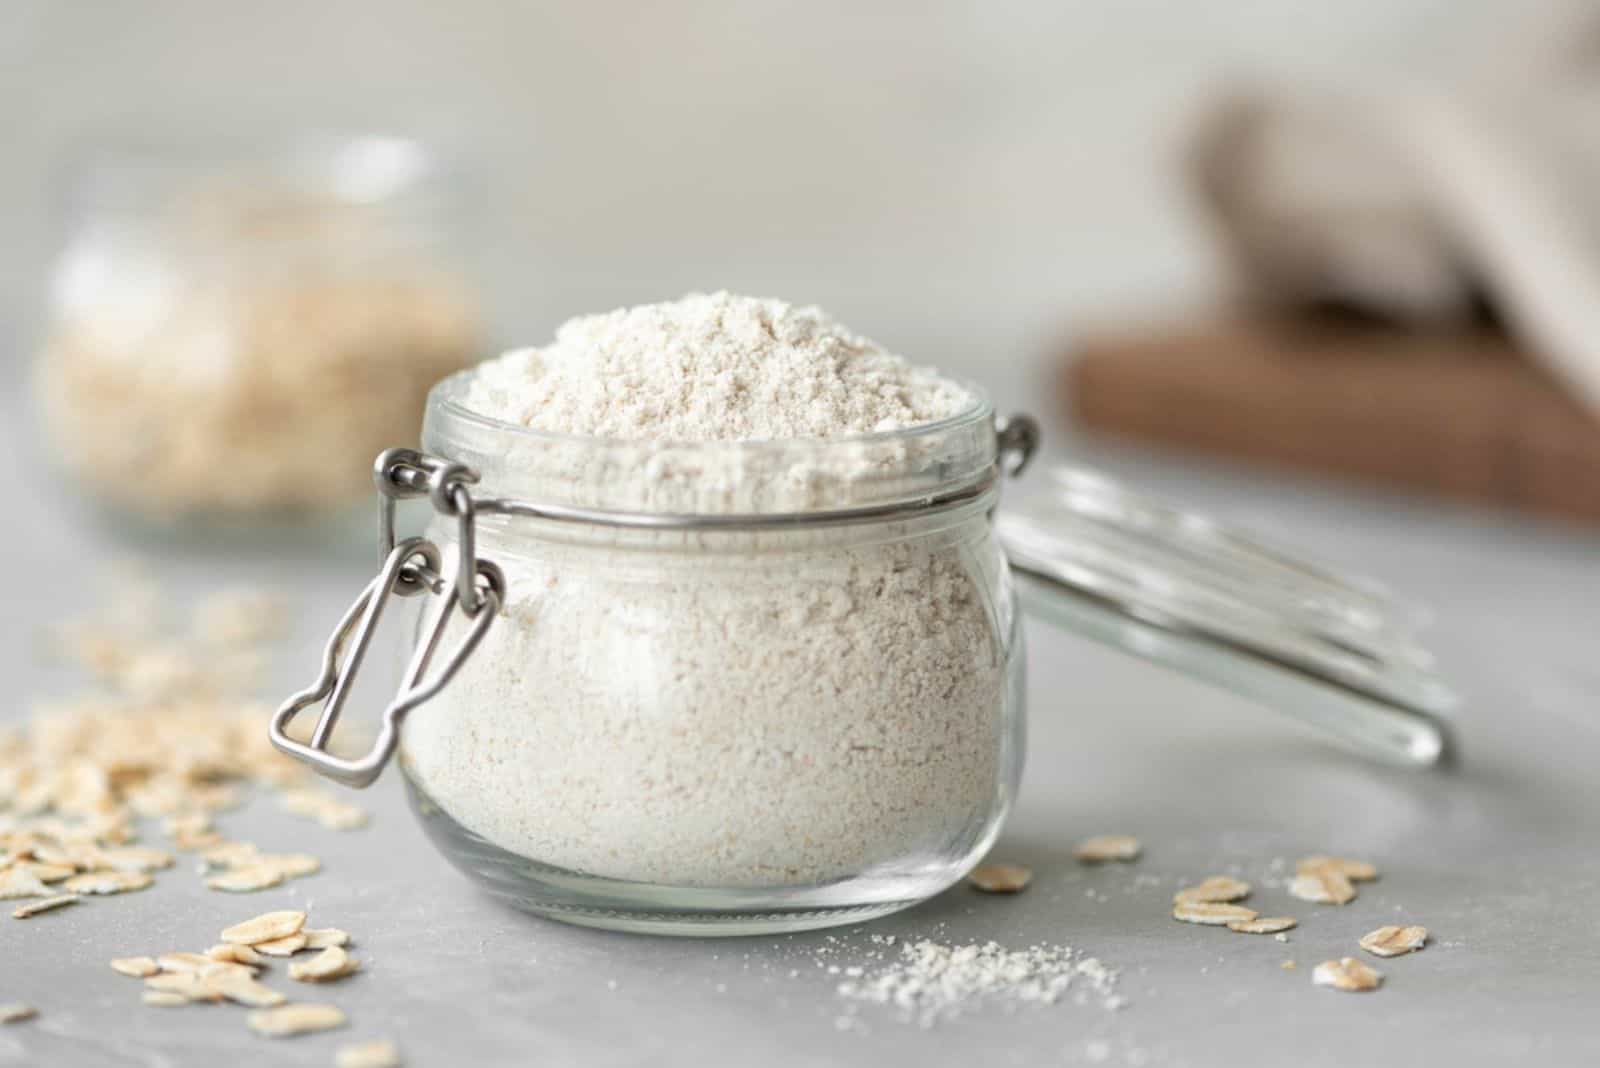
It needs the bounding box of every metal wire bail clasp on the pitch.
[996,413,1041,477]
[268,452,504,788]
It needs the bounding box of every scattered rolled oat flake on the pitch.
[967,862,1032,894]
[201,842,261,869]
[1289,868,1356,905]
[1074,835,1142,863]
[1297,856,1378,882]
[253,853,320,880]
[1173,876,1252,904]
[205,971,287,1008]
[1173,901,1258,926]
[221,910,307,946]
[200,960,258,979]
[1281,960,1298,970]
[208,943,265,965]
[206,863,285,893]
[12,894,79,918]
[63,870,152,895]
[0,868,52,900]
[143,991,189,1007]
[303,928,350,950]
[158,952,216,974]
[256,932,310,957]
[247,1002,348,1038]
[336,1039,402,1068]
[1360,925,1428,957]
[164,812,214,839]
[99,846,175,872]
[288,946,360,983]
[1227,916,1298,934]
[21,862,76,884]
[111,956,161,978]
[280,790,369,831]
[0,1003,36,1024]
[1313,957,1383,992]
[145,973,214,1001]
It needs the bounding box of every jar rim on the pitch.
[427,364,996,452]
[422,367,1002,516]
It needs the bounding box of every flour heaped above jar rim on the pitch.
[431,292,1000,517]
[458,291,978,445]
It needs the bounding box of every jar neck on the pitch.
[432,494,999,562]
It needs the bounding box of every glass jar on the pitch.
[33,136,481,533]
[272,373,1457,936]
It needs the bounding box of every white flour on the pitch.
[833,938,1122,1028]
[461,291,971,441]
[400,293,1015,889]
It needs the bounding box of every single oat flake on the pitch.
[205,971,286,1008]
[1173,876,1251,904]
[256,932,310,957]
[247,1002,348,1038]
[336,1039,403,1068]
[260,853,321,878]
[1289,868,1356,905]
[221,910,306,946]
[208,943,265,965]
[1075,836,1142,863]
[142,991,188,1007]
[1227,916,1297,934]
[12,894,78,918]
[201,842,261,869]
[1297,856,1378,882]
[99,846,175,872]
[63,870,152,895]
[1360,925,1429,957]
[206,863,285,893]
[1313,957,1383,992]
[1173,901,1257,926]
[288,945,360,983]
[157,952,216,974]
[967,862,1032,893]
[303,928,350,949]
[0,868,51,900]
[110,956,160,978]
[20,862,75,884]
[0,1003,36,1024]
[145,973,217,1002]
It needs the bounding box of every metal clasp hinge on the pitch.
[268,453,502,787]
[997,413,1041,477]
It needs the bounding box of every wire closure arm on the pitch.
[267,450,506,787]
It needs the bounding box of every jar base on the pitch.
[402,772,953,937]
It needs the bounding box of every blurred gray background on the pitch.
[0,0,1495,409]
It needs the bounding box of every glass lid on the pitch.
[997,467,1458,768]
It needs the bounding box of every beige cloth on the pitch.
[1189,0,1600,418]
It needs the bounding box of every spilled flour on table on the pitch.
[830,936,1123,1028]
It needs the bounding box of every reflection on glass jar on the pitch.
[33,137,480,530]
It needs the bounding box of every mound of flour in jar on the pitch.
[400,293,1012,889]
[460,291,972,440]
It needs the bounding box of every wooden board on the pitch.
[1066,318,1600,524]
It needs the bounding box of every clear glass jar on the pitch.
[272,372,1458,937]
[32,136,480,533]
[412,373,1025,934]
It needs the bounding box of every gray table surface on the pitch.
[3,387,1597,1068]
